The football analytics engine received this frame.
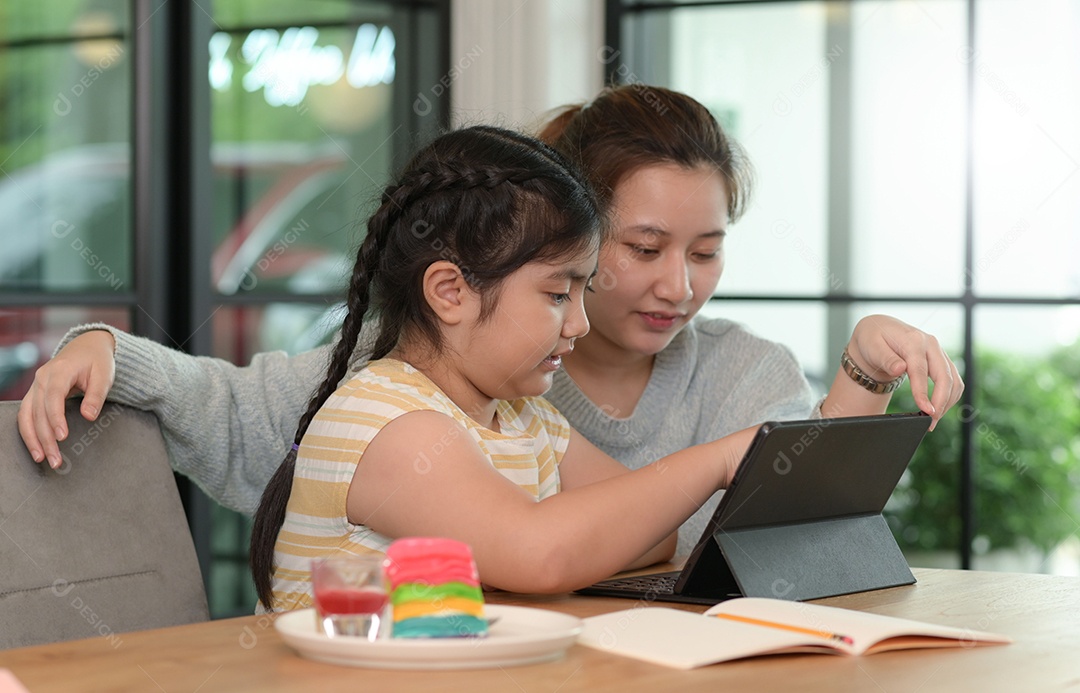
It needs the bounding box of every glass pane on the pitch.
[838,303,967,568]
[886,374,964,569]
[663,3,830,296]
[2,1,127,44]
[971,306,1080,576]
[0,306,129,400]
[0,8,131,292]
[209,504,258,617]
[850,0,967,296]
[213,0,393,28]
[211,302,342,365]
[972,0,1080,297]
[209,10,398,300]
[635,1,969,298]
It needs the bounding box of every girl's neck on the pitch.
[386,348,500,431]
[562,335,655,418]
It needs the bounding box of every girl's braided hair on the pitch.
[250,125,603,608]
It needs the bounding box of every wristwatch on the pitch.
[840,348,906,394]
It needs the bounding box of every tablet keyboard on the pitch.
[592,571,678,595]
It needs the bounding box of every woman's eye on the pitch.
[550,293,570,305]
[629,245,659,257]
[693,251,720,261]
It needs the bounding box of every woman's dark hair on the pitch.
[538,84,753,222]
[250,125,602,608]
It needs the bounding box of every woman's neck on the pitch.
[385,348,500,431]
[562,334,655,418]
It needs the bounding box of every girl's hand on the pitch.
[17,330,117,468]
[846,314,964,428]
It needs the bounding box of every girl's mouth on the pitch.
[541,355,563,371]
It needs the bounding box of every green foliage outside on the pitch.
[885,341,1080,556]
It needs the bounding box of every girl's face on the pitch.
[463,249,597,401]
[583,163,729,358]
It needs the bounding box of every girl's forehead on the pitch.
[527,252,598,280]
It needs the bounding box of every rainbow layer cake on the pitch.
[383,537,488,639]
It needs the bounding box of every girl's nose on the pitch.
[564,296,590,339]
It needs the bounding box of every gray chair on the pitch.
[0,400,209,649]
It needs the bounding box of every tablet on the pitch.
[576,412,931,604]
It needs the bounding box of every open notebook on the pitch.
[578,598,1010,669]
[577,413,932,604]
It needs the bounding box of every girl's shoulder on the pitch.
[330,358,456,418]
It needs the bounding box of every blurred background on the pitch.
[1,0,1078,617]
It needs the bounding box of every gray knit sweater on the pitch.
[62,317,813,553]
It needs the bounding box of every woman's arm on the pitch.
[18,324,330,514]
[346,410,758,594]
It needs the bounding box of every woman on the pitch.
[537,86,960,550]
[18,86,961,553]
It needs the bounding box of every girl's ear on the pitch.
[423,261,476,325]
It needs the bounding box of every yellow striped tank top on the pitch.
[266,358,569,611]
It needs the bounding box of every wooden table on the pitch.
[2,568,1078,692]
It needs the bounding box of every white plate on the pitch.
[274,604,583,670]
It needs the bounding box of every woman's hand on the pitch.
[842,314,964,429]
[17,330,117,468]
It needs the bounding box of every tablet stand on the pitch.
[701,513,915,602]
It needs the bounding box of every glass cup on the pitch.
[311,555,388,640]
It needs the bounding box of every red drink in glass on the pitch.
[311,557,387,640]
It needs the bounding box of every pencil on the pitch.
[711,612,855,646]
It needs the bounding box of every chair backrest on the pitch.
[0,400,209,649]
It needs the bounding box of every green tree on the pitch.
[885,342,1080,555]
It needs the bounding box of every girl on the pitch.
[20,87,961,558]
[250,125,756,610]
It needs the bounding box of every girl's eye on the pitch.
[550,293,571,305]
[692,251,720,261]
[585,281,596,294]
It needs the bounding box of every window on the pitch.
[0,0,449,617]
[612,0,1080,574]
[0,2,132,398]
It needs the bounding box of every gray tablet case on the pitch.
[577,413,932,604]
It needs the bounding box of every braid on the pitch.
[378,163,547,230]
[250,214,389,609]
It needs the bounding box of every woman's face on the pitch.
[583,163,729,358]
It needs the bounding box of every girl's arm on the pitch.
[820,315,964,430]
[18,324,329,514]
[557,433,678,569]
[346,410,758,594]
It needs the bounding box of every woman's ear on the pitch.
[423,261,476,325]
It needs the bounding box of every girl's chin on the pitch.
[522,370,557,396]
